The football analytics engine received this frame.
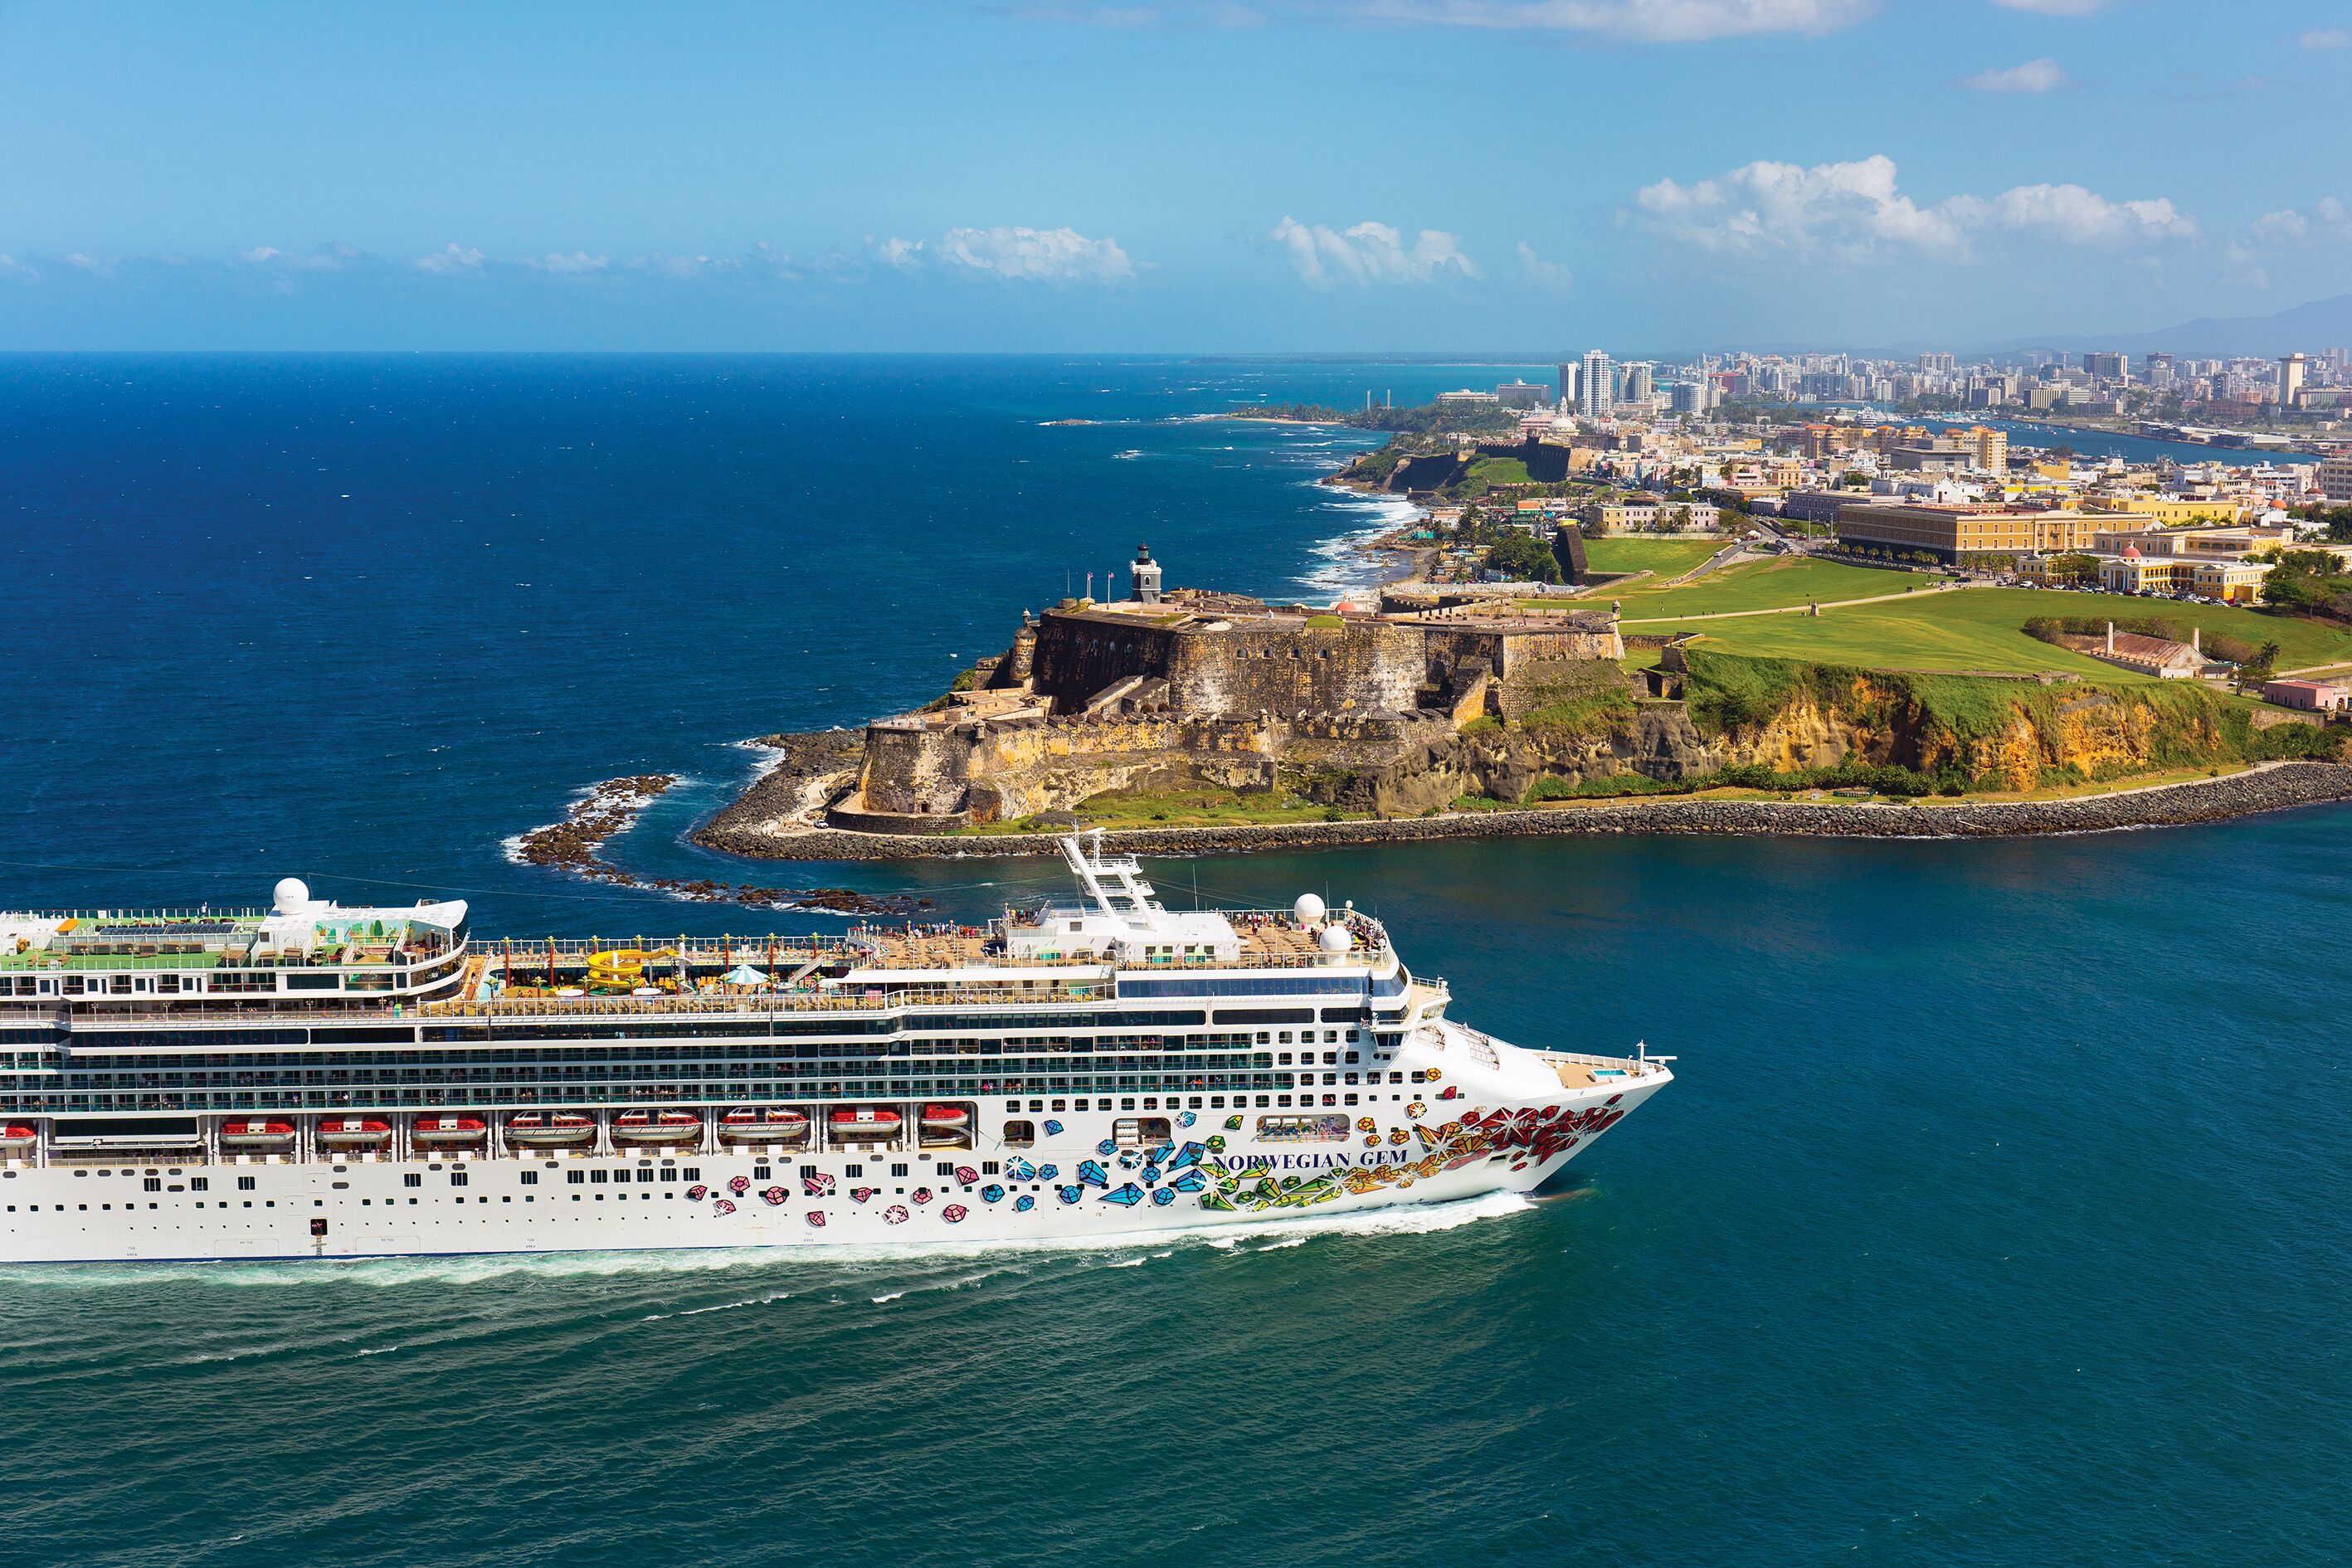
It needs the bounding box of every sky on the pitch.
[0,0,2347,353]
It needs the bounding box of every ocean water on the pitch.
[2,357,2350,1567]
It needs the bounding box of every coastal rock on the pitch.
[691,761,2352,859]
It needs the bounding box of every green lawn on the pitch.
[1465,455,1529,486]
[1614,558,1939,619]
[1580,537,1725,578]
[1653,587,2352,675]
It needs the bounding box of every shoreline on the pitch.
[690,760,2352,861]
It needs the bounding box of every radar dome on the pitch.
[272,877,311,914]
[1318,924,1353,954]
[1293,893,1327,924]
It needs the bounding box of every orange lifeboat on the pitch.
[219,1119,297,1152]
[317,1117,393,1152]
[613,1108,704,1145]
[717,1108,811,1146]
[410,1115,488,1148]
[0,1123,37,1153]
[505,1111,597,1148]
[828,1108,903,1142]
[919,1104,971,1129]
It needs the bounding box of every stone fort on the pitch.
[829,546,1627,831]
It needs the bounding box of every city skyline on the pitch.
[0,0,2345,351]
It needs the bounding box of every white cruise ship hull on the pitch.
[0,1044,1667,1264]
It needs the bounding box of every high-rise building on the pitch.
[2084,352,2128,381]
[1669,381,1711,415]
[2281,353,2308,407]
[1556,362,1579,404]
[1581,350,1614,416]
[1622,363,1654,405]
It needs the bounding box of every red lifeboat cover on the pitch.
[417,1117,485,1132]
[920,1104,967,1122]
[222,1121,295,1137]
[830,1108,903,1127]
[725,1108,807,1125]
[324,1119,390,1133]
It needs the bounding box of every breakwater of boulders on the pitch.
[694,762,2352,861]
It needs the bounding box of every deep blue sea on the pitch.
[2,357,2349,1568]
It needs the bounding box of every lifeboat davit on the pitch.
[504,1112,597,1147]
[317,1118,393,1151]
[0,1123,37,1152]
[828,1108,903,1141]
[612,1108,704,1145]
[717,1108,811,1146]
[919,1104,971,1129]
[410,1115,488,1147]
[219,1119,296,1151]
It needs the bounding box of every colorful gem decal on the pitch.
[1056,1185,1083,1205]
[912,1186,934,1205]
[1076,1160,1108,1189]
[851,1186,876,1204]
[1013,1194,1035,1213]
[1152,1188,1175,1206]
[1176,1111,1196,1127]
[980,1183,1006,1204]
[1356,1116,1378,1133]
[1405,1101,1426,1120]
[1222,1114,1243,1131]
[801,1172,836,1198]
[713,1198,737,1215]
[728,1175,751,1196]
[1036,1163,1059,1181]
[883,1204,909,1225]
[685,1184,709,1200]
[760,1186,787,1206]
[942,1204,969,1224]
[1006,1157,1036,1181]
[1101,1183,1144,1207]
[806,1210,827,1228]
[1117,1147,1142,1170]
[953,1165,979,1186]
[1097,1138,1118,1157]
[1044,1119,1064,1136]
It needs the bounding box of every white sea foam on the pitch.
[1297,488,1423,601]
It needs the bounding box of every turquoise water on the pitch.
[2,358,2348,1566]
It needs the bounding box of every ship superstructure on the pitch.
[0,836,1670,1262]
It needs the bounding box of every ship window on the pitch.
[1254,1095,1270,1108]
[1001,1121,1035,1147]
[845,1163,863,1177]
[238,1176,256,1191]
[1049,1100,1066,1113]
[1113,1118,1171,1147]
[754,1165,772,1180]
[1343,1093,1358,1106]
[681,1167,699,1181]
[403,1173,421,1188]
[450,1171,468,1187]
[190,1178,207,1191]
[567,1171,586,1185]
[519,1171,538,1186]
[889,1162,908,1177]
[1278,1032,1293,1045]
[981,1161,1000,1176]
[589,1169,607,1184]
[144,1177,161,1192]
[1277,1053,1292,1066]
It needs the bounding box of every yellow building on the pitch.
[2191,560,2272,603]
[2099,552,2195,594]
[1835,503,2150,560]
[2084,494,2242,526]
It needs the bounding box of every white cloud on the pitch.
[876,236,926,268]
[2297,27,2349,50]
[523,251,609,273]
[1349,0,1870,39]
[1515,241,1573,290]
[933,225,1136,282]
[239,244,358,271]
[1631,154,2195,264]
[414,243,484,274]
[628,252,743,279]
[2247,198,2350,248]
[1960,56,2067,93]
[1026,0,1865,37]
[1988,0,2106,13]
[1271,217,1479,286]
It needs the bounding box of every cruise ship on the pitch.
[0,836,1671,1263]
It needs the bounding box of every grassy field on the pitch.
[1614,558,1941,619]
[1653,587,2352,675]
[1580,537,1724,578]
[960,786,1341,834]
[1465,455,1530,486]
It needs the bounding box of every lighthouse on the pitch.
[1131,542,1163,606]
